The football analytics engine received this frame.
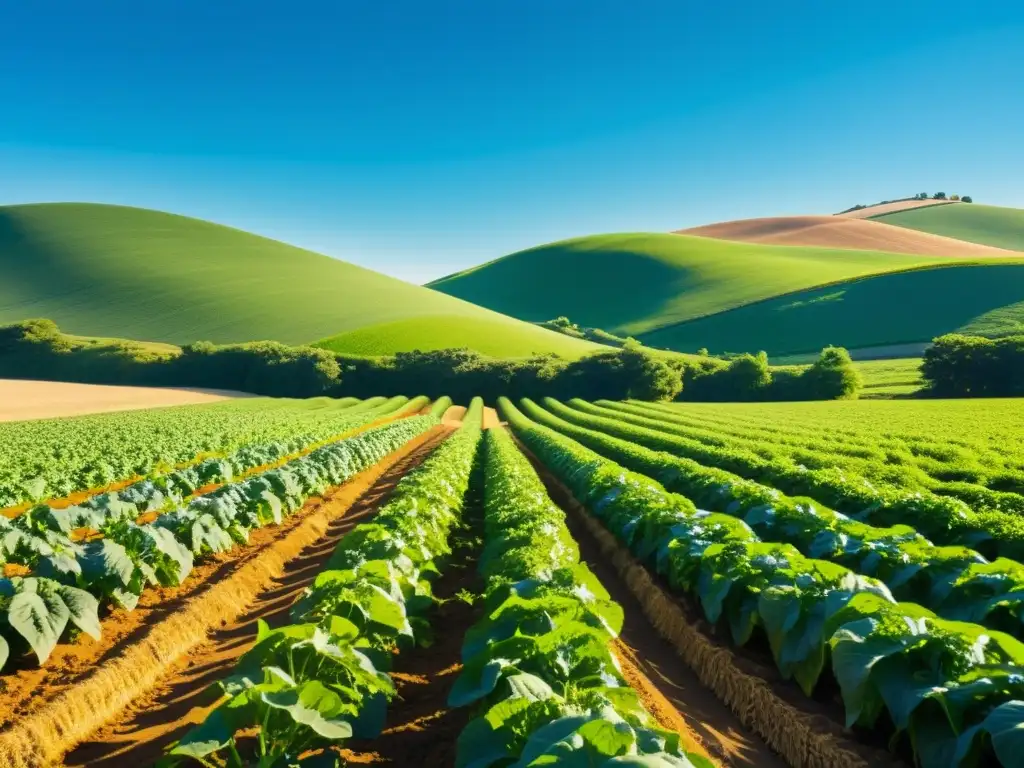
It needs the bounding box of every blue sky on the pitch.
[1,1,1022,284]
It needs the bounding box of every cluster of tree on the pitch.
[921,333,1024,397]
[536,316,636,348]
[0,319,340,397]
[919,192,973,202]
[841,193,974,214]
[670,347,862,402]
[0,318,862,403]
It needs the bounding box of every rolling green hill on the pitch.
[641,263,1024,356]
[0,203,600,358]
[873,203,1024,251]
[429,232,956,335]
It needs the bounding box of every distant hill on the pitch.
[677,215,1016,257]
[871,203,1024,251]
[0,203,601,358]
[429,232,957,336]
[642,263,1024,357]
[430,228,1024,358]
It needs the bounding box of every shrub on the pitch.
[800,345,862,399]
[923,334,1024,397]
[962,195,973,203]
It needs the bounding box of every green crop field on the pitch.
[428,232,952,336]
[874,203,1024,251]
[640,262,1024,356]
[0,203,601,358]
[852,357,925,397]
[6,392,1024,768]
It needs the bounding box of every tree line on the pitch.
[0,318,862,403]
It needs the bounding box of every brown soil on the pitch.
[340,492,483,767]
[837,199,958,218]
[481,406,501,430]
[0,379,250,423]
[441,405,466,427]
[678,214,1017,257]
[520,443,903,768]
[0,426,453,768]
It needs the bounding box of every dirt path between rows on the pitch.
[60,425,456,767]
[341,479,483,767]
[520,446,786,768]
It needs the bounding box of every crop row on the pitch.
[165,399,485,766]
[0,400,438,672]
[615,400,1024,515]
[515,398,1024,640]
[499,397,1024,768]
[0,395,377,509]
[446,425,712,767]
[603,400,1024,518]
[3,395,412,533]
[548,399,1024,562]
[641,400,1024,479]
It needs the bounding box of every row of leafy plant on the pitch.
[608,399,1024,514]
[547,399,1024,562]
[498,397,1024,768]
[515,397,1024,640]
[447,426,713,767]
[0,394,388,509]
[0,401,437,673]
[164,398,485,766]
[633,399,1024,487]
[9,395,413,527]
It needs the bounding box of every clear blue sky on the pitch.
[1,1,1022,284]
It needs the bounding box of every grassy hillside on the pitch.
[429,232,952,336]
[0,203,600,358]
[312,314,599,358]
[873,203,1024,251]
[640,263,1024,356]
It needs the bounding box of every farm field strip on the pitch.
[0,403,438,672]
[517,398,1024,639]
[639,400,1024,474]
[0,414,456,768]
[446,426,715,767]
[499,397,1024,768]
[655,398,1024,452]
[162,399,484,765]
[0,395,378,510]
[1,395,404,520]
[634,400,1020,471]
[549,399,1024,561]
[595,401,1024,512]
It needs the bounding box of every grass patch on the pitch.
[640,263,1024,356]
[873,203,1024,251]
[429,232,959,337]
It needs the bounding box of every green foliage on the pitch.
[166,402,484,765]
[922,334,1024,397]
[499,398,1024,767]
[0,393,405,508]
[448,427,709,768]
[0,406,436,670]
